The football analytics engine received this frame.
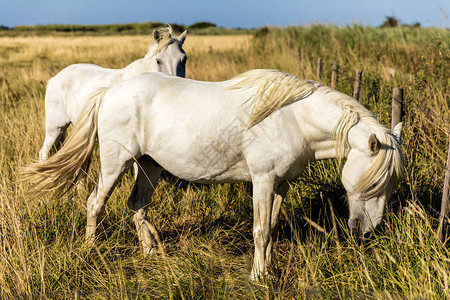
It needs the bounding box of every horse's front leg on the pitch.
[128,156,163,255]
[250,173,276,280]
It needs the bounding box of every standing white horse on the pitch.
[23,69,404,279]
[39,26,187,161]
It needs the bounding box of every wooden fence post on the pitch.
[391,87,404,129]
[439,141,450,242]
[353,70,363,101]
[317,58,322,80]
[331,61,338,89]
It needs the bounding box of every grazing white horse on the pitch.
[39,27,187,161]
[24,69,404,279]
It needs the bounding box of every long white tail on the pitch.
[22,88,108,196]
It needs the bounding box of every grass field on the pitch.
[1,26,449,298]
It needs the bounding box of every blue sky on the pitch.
[0,0,448,28]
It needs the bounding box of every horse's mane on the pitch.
[316,86,405,200]
[145,25,176,58]
[228,69,404,200]
[228,69,319,128]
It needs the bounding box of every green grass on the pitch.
[0,21,254,36]
[0,25,449,298]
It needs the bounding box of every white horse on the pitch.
[23,69,404,279]
[38,26,187,161]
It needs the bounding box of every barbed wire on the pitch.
[401,101,450,123]
[427,205,450,225]
[402,141,449,171]
[333,69,450,123]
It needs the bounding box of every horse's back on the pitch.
[46,63,118,123]
[96,72,316,183]
[50,63,117,92]
[98,72,245,143]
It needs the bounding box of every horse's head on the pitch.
[341,123,404,239]
[145,26,187,77]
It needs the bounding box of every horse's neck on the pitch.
[297,95,371,161]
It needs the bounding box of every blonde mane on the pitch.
[145,25,176,58]
[317,86,405,199]
[228,69,318,128]
[228,69,404,200]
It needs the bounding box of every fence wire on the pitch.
[334,69,450,123]
[329,67,449,171]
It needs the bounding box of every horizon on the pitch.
[1,0,448,29]
[1,18,447,30]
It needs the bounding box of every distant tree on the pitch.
[149,22,165,29]
[381,16,400,28]
[254,26,270,38]
[0,25,10,30]
[188,22,217,30]
[169,23,186,33]
[380,16,421,28]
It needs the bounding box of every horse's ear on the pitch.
[392,122,402,144]
[368,134,381,155]
[178,30,187,45]
[153,29,161,42]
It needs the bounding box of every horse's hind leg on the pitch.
[39,120,69,161]
[265,180,289,268]
[86,141,135,243]
[39,90,70,161]
[127,155,163,255]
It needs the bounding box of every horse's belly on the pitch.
[148,140,252,183]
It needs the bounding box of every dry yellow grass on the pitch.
[0,35,252,81]
[1,28,449,298]
[183,34,252,52]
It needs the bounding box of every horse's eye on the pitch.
[156,59,162,65]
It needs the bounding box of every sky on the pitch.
[0,0,448,29]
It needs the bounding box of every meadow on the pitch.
[0,25,449,298]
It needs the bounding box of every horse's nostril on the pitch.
[363,232,371,240]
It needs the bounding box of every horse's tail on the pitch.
[22,88,108,196]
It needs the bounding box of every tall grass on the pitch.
[0,26,449,298]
